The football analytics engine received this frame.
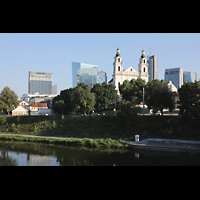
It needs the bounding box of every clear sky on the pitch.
[0,33,200,99]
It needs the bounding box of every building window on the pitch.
[144,60,145,63]
[144,68,145,72]
[118,66,120,71]
[118,58,120,62]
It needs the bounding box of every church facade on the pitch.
[109,48,149,94]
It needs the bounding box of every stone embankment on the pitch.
[126,138,200,153]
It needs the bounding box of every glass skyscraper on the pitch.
[97,71,107,84]
[28,71,52,94]
[72,62,107,88]
[164,68,183,89]
[147,55,158,82]
[183,71,197,83]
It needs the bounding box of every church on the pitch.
[109,48,149,94]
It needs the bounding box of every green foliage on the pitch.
[0,86,19,115]
[0,117,7,125]
[178,81,200,127]
[71,83,95,115]
[52,120,57,129]
[0,134,128,149]
[52,84,95,115]
[53,100,65,115]
[34,125,39,133]
[52,88,74,115]
[91,82,118,110]
[119,78,145,104]
[117,103,139,129]
[144,79,175,115]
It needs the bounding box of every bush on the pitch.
[52,121,57,129]
[117,103,139,129]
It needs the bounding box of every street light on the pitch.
[143,87,144,116]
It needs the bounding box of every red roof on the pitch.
[28,103,48,108]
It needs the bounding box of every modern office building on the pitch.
[164,68,183,89]
[72,62,106,88]
[28,71,52,94]
[97,71,107,84]
[147,55,158,81]
[183,71,197,83]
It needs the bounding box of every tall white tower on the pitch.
[138,50,149,83]
[113,48,123,92]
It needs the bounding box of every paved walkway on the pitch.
[126,138,200,153]
[0,133,84,140]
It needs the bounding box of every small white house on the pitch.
[12,106,28,116]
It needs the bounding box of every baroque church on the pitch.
[109,48,149,94]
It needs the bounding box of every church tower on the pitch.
[138,50,149,83]
[113,48,123,93]
[113,48,123,74]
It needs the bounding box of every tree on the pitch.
[52,88,74,115]
[145,80,175,115]
[0,86,19,115]
[178,81,200,115]
[71,83,95,115]
[178,81,200,127]
[119,78,145,104]
[53,100,65,115]
[91,82,118,110]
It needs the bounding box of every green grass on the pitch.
[0,134,128,149]
[0,114,200,141]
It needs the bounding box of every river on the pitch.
[1,140,200,166]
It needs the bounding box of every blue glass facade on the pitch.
[147,55,158,82]
[183,71,197,83]
[164,68,183,89]
[72,62,99,88]
[97,71,107,84]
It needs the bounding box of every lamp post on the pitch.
[143,87,144,116]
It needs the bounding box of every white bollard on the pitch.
[135,135,139,142]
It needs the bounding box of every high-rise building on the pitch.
[183,71,197,83]
[72,62,105,88]
[147,55,158,81]
[97,71,107,84]
[28,71,52,94]
[164,68,183,89]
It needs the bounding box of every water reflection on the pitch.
[1,140,200,166]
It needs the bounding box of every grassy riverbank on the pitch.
[0,134,128,149]
[0,114,200,141]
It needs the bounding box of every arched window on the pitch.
[144,60,145,63]
[144,68,145,72]
[118,58,120,62]
[118,66,120,71]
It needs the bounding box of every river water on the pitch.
[1,140,200,166]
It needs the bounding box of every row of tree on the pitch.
[119,78,175,115]
[52,82,118,115]
[53,78,177,116]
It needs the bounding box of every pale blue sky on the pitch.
[0,33,200,99]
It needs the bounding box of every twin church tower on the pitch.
[110,48,157,94]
